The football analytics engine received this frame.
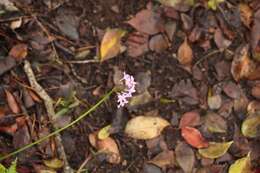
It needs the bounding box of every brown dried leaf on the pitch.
[5,89,20,114]
[181,126,209,148]
[214,29,231,51]
[177,38,193,65]
[127,6,164,35]
[251,9,260,51]
[175,142,195,173]
[88,133,121,164]
[9,43,28,60]
[239,3,253,27]
[231,45,256,81]
[205,112,227,133]
[149,34,169,53]
[223,81,241,99]
[149,150,175,169]
[127,32,149,57]
[179,111,200,128]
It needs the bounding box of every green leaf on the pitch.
[98,125,112,140]
[0,164,6,172]
[208,0,225,10]
[6,159,17,173]
[228,154,251,173]
[241,115,260,138]
[43,158,64,169]
[198,141,233,159]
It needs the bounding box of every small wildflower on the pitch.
[117,72,136,108]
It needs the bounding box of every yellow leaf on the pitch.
[241,115,260,138]
[228,154,251,173]
[98,124,112,140]
[198,141,233,159]
[43,158,64,169]
[208,0,225,10]
[100,28,126,62]
[125,116,170,140]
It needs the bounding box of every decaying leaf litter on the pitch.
[0,0,260,173]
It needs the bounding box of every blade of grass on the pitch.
[0,89,115,161]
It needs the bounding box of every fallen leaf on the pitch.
[223,81,241,99]
[5,89,20,114]
[165,21,177,41]
[0,56,16,76]
[228,154,251,173]
[100,28,126,61]
[43,158,64,169]
[247,101,260,115]
[181,13,193,31]
[135,71,151,94]
[98,124,111,140]
[89,133,121,164]
[175,142,195,173]
[214,28,231,51]
[149,150,175,169]
[250,9,260,51]
[159,0,194,9]
[208,94,222,110]
[177,38,193,65]
[127,6,164,35]
[127,32,149,57]
[143,163,163,173]
[149,34,168,53]
[10,18,22,30]
[125,115,170,140]
[129,90,153,107]
[205,112,227,133]
[207,0,225,10]
[231,45,256,81]
[251,84,260,99]
[181,126,209,148]
[241,115,260,138]
[179,111,200,128]
[198,141,233,159]
[9,44,28,60]
[239,3,253,28]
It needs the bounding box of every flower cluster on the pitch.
[117,72,137,108]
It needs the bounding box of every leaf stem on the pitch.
[0,89,115,161]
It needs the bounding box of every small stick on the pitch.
[23,60,74,173]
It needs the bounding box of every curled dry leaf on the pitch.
[5,89,20,114]
[241,115,260,138]
[239,3,253,28]
[100,28,126,62]
[125,116,170,140]
[198,141,233,159]
[181,126,209,148]
[228,154,251,173]
[205,112,227,133]
[89,133,121,164]
[231,45,256,81]
[149,34,169,53]
[175,142,195,173]
[177,38,193,65]
[9,43,28,60]
[126,6,164,35]
[179,111,200,128]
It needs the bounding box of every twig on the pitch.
[23,60,74,173]
[194,49,221,66]
[67,59,99,64]
[76,155,92,173]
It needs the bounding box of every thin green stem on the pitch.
[0,89,115,161]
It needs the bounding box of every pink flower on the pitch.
[117,72,137,108]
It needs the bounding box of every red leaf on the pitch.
[179,111,200,128]
[181,126,209,149]
[5,89,20,114]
